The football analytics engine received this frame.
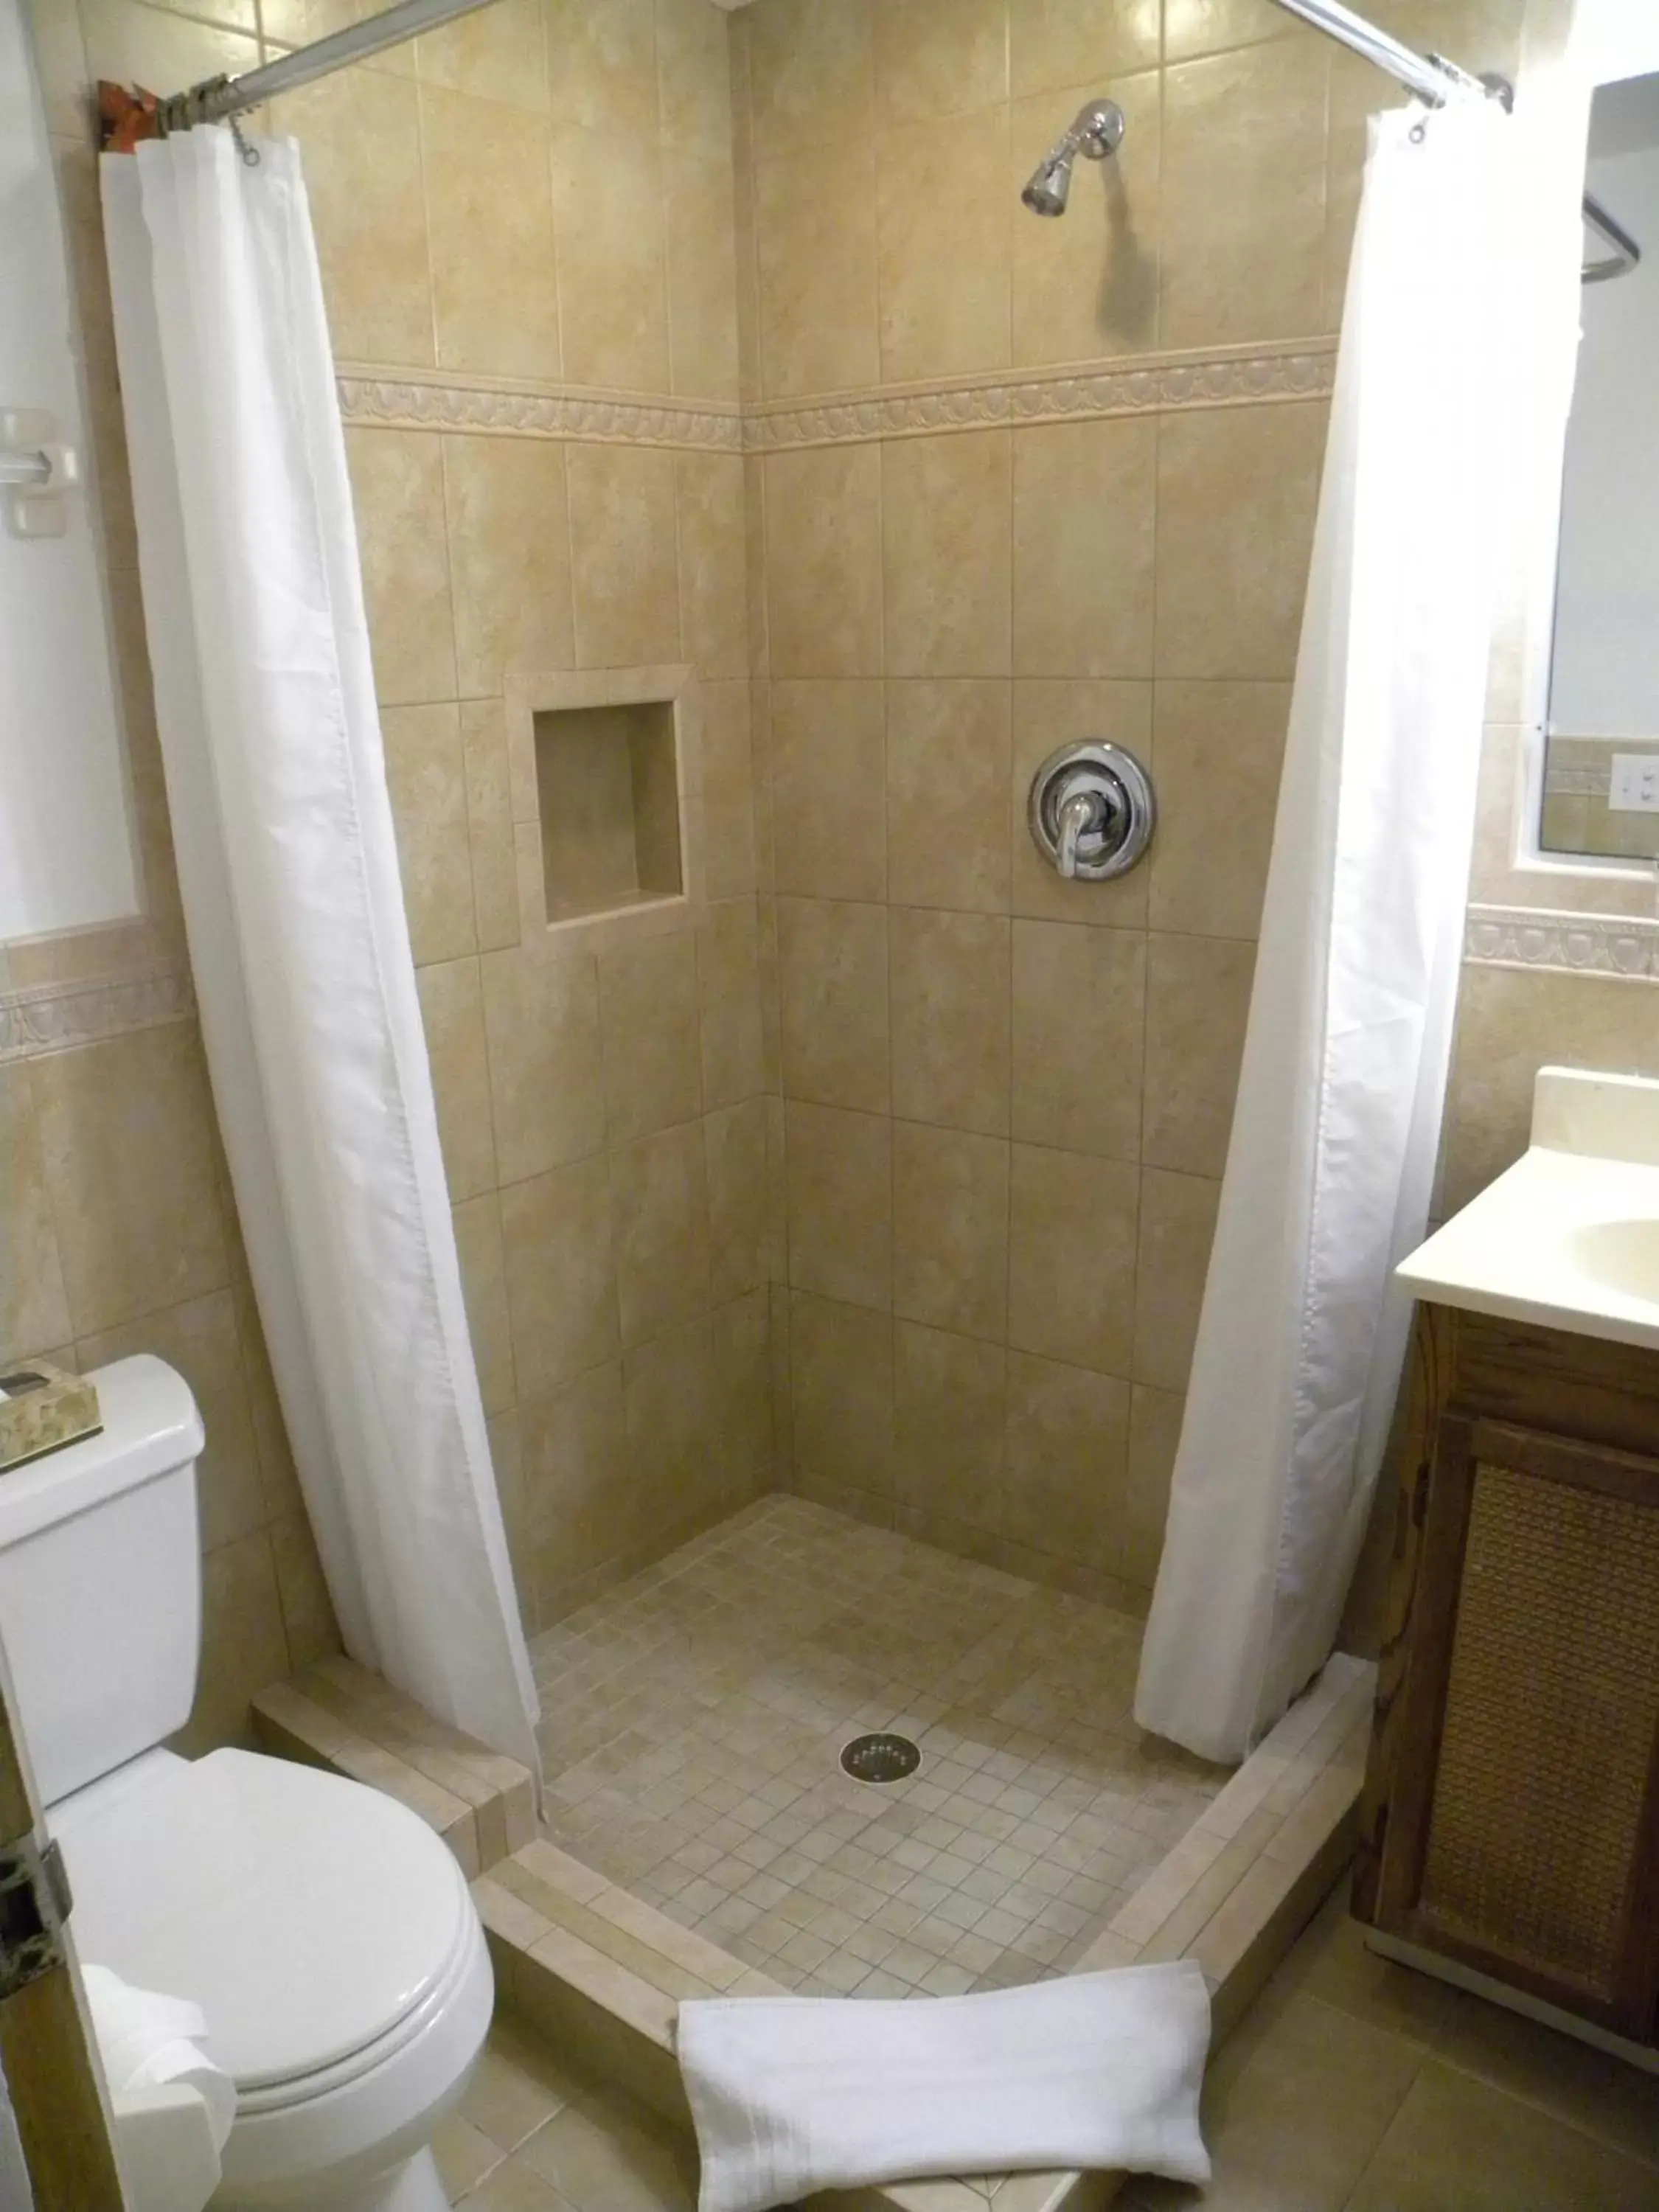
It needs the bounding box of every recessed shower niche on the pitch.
[507,667,703,947]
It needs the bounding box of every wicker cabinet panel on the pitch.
[1420,1455,1659,2011]
[1356,1303,1659,2048]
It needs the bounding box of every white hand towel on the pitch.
[678,1960,1212,2212]
[81,1963,237,2154]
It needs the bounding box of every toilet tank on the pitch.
[0,1356,204,1806]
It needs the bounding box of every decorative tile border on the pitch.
[0,966,195,1065]
[1464,903,1659,982]
[336,368,743,453]
[743,339,1339,452]
[335,339,1339,456]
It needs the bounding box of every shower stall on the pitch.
[21,0,1565,2009]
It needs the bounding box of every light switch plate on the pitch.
[1608,754,1659,813]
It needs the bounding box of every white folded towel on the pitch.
[678,1961,1212,2212]
[82,1963,237,2155]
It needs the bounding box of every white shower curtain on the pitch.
[101,129,540,1773]
[1135,98,1546,1764]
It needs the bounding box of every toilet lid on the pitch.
[56,1748,473,2091]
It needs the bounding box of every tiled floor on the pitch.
[442,1892,1659,2211]
[1122,1890,1659,2211]
[531,1498,1227,1997]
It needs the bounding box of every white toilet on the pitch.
[0,1354,493,2211]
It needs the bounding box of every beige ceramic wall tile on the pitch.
[452,1192,516,1416]
[479,943,607,1183]
[421,88,561,380]
[665,146,743,402]
[566,445,681,670]
[787,1289,894,1495]
[77,0,256,100]
[268,1511,339,1672]
[597,931,703,1141]
[462,701,521,953]
[877,108,1012,383]
[1122,1380,1181,1586]
[31,1025,228,1341]
[883,431,1012,678]
[700,684,757,899]
[712,1286,773,1502]
[1007,1140,1136,1374]
[625,1313,720,1529]
[763,445,884,678]
[180,1531,291,1755]
[697,897,765,1107]
[346,429,457,707]
[1150,679,1290,938]
[1004,1349,1130,1569]
[1009,69,1162,367]
[675,454,748,681]
[769,679,887,898]
[418,0,546,108]
[892,1318,1004,1528]
[610,1121,712,1348]
[1007,0,1158,98]
[546,0,658,136]
[658,0,734,153]
[1013,419,1157,678]
[1142,931,1254,1178]
[521,1360,633,1587]
[886,678,1012,913]
[1133,1166,1220,1391]
[279,70,434,369]
[704,1098,768,1304]
[1011,918,1144,1158]
[443,435,574,696]
[550,122,672,393]
[1010,678,1154,927]
[1162,0,1294,60]
[874,0,1007,125]
[785,1099,892,1310]
[745,0,875,157]
[416,956,500,1200]
[1155,403,1325,681]
[501,1154,620,1396]
[0,1062,72,1363]
[891,1121,1009,1341]
[77,1290,263,1552]
[778,897,890,1113]
[1159,40,1329,349]
[888,905,1011,1136]
[755,137,881,397]
[382,703,477,966]
[1441,967,1659,1217]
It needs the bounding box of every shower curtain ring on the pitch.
[229,113,261,166]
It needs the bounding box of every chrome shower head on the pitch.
[1020,97,1125,217]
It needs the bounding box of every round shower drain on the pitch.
[840,1732,921,1784]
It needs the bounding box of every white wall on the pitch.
[1549,77,1659,738]
[0,0,139,940]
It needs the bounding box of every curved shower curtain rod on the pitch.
[97,0,1641,289]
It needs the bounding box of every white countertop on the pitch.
[1398,1066,1659,1352]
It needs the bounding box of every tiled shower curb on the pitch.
[256,1648,1373,2212]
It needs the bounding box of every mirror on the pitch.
[1540,70,1659,862]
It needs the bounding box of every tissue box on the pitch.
[0,1362,102,1472]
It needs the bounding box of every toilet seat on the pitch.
[55,1747,475,2099]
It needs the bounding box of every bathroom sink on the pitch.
[1397,1068,1659,1351]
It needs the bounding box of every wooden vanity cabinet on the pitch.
[1353,1301,1659,2048]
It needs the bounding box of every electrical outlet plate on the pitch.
[1608,753,1659,814]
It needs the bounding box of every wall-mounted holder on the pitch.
[0,409,80,539]
[1028,742,1155,880]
